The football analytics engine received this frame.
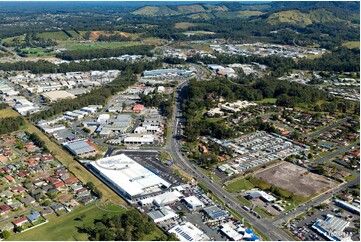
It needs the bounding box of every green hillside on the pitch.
[132,3,228,16]
[177,4,206,14]
[268,9,348,27]
[132,5,179,16]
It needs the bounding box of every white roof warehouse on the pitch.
[86,154,171,200]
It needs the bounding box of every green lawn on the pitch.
[236,196,252,206]
[226,178,255,193]
[256,98,277,104]
[9,204,125,241]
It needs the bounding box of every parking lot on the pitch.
[288,201,360,241]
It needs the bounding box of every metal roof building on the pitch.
[63,139,96,156]
[86,154,171,200]
[312,214,351,241]
[203,205,228,221]
[148,206,178,223]
[168,222,210,241]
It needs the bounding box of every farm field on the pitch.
[253,162,337,197]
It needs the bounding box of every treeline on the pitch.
[297,47,360,72]
[26,132,49,152]
[97,34,131,42]
[139,93,173,118]
[80,209,177,241]
[30,73,137,122]
[181,76,334,141]
[187,47,360,75]
[0,116,25,135]
[0,103,9,110]
[55,45,154,61]
[0,59,162,74]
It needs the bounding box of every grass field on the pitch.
[0,108,19,118]
[37,31,70,40]
[9,204,125,241]
[256,98,277,104]
[174,22,199,29]
[226,178,255,193]
[236,196,252,206]
[1,108,126,205]
[60,41,141,51]
[342,41,360,49]
[67,30,82,39]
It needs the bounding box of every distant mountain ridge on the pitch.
[132,3,229,16]
[131,1,360,25]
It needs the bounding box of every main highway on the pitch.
[166,81,294,241]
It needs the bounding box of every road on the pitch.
[313,142,360,164]
[306,116,351,139]
[165,81,294,241]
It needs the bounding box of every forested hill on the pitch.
[132,1,359,21]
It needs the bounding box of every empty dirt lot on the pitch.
[254,162,337,197]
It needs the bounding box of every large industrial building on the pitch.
[86,154,171,200]
[312,214,351,241]
[63,139,97,157]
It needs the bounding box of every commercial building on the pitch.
[62,139,97,157]
[41,90,75,102]
[148,206,179,223]
[97,114,110,124]
[312,214,351,241]
[168,222,210,241]
[86,154,171,200]
[334,198,360,215]
[143,69,194,78]
[183,196,205,211]
[247,190,276,203]
[123,135,155,145]
[221,223,243,241]
[203,205,228,221]
[139,191,183,207]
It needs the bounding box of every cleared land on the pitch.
[342,41,360,49]
[183,31,215,35]
[175,22,199,29]
[253,162,337,197]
